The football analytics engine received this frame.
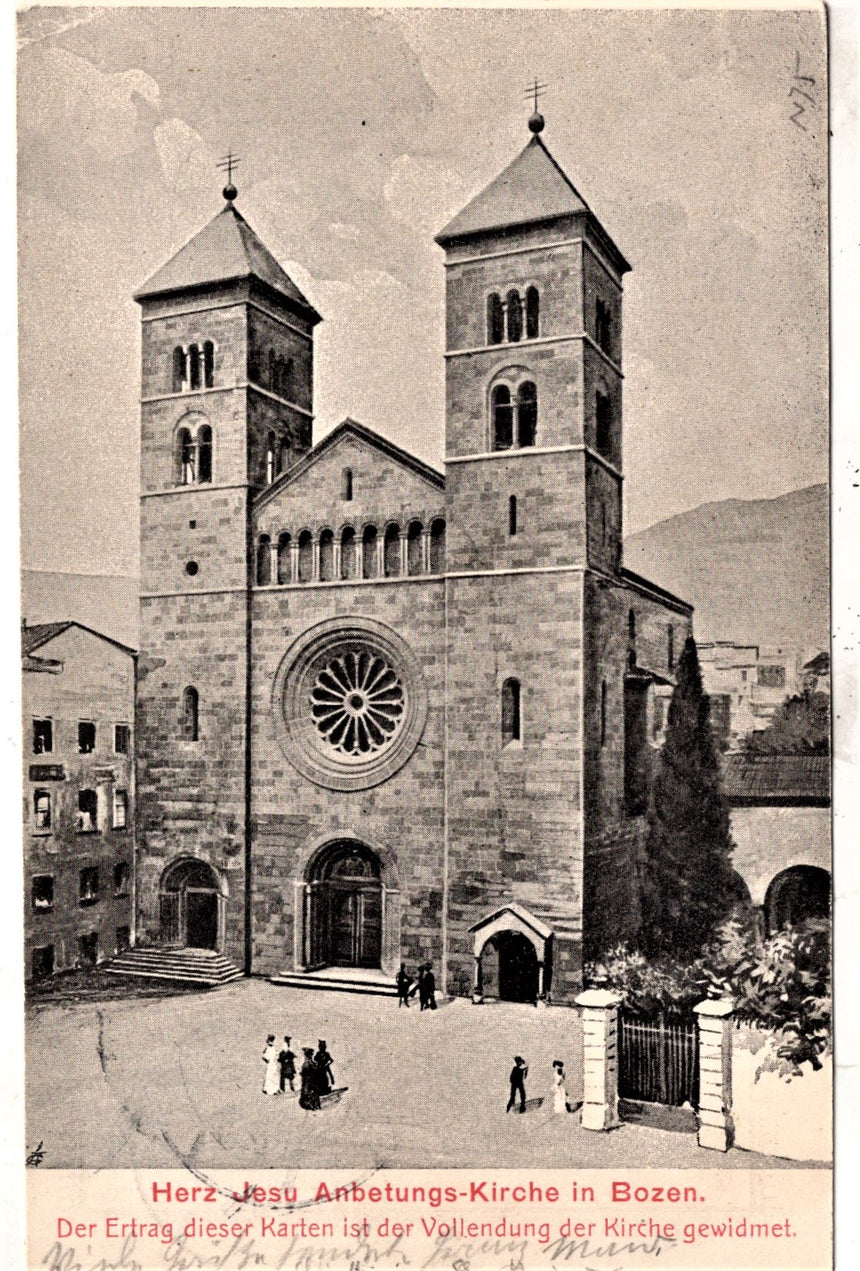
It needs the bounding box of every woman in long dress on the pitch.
[262,1035,281,1095]
[552,1060,569,1114]
[299,1048,321,1110]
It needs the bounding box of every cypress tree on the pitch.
[639,635,740,957]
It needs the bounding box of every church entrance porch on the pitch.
[304,841,383,970]
[158,858,223,950]
[469,904,553,1004]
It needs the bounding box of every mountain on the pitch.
[625,484,828,650]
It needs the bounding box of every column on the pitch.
[312,536,321,583]
[421,528,431,573]
[472,956,483,1004]
[333,539,342,581]
[289,542,299,583]
[269,540,279,584]
[292,882,306,971]
[356,538,364,579]
[399,530,409,576]
[693,998,735,1151]
[575,990,622,1131]
[376,534,385,579]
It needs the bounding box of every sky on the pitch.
[18,5,828,577]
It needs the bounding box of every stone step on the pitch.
[107,948,243,987]
[269,971,398,998]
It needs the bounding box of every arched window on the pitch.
[266,432,277,485]
[277,532,291,584]
[342,468,353,501]
[518,382,537,447]
[362,525,378,579]
[509,495,518,536]
[596,391,612,457]
[407,521,423,575]
[297,530,313,583]
[197,425,212,483]
[429,518,446,574]
[340,527,357,579]
[203,340,215,388]
[177,428,194,485]
[525,286,539,339]
[183,687,199,742]
[487,293,504,345]
[502,678,521,745]
[256,534,272,586]
[188,344,201,391]
[506,289,522,343]
[492,385,513,450]
[172,346,187,393]
[384,524,401,577]
[319,529,334,582]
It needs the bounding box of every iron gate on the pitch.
[619,1009,699,1107]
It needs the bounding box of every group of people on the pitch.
[506,1056,571,1115]
[395,962,437,1010]
[261,1035,335,1111]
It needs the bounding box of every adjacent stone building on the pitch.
[22,621,135,981]
[133,117,692,1004]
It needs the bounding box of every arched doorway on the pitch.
[480,931,539,1003]
[159,859,222,950]
[765,866,831,933]
[305,841,382,969]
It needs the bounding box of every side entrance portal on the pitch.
[306,841,382,969]
[159,858,222,950]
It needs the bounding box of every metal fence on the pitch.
[619,1009,699,1107]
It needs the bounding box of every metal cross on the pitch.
[217,152,241,183]
[524,79,547,113]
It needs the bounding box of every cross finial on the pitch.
[523,79,547,134]
[217,152,241,203]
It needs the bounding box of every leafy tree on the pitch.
[639,635,741,957]
[743,689,830,755]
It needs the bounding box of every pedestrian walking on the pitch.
[279,1036,297,1093]
[396,963,413,1008]
[416,964,428,1010]
[261,1034,281,1096]
[314,1039,334,1095]
[506,1055,528,1113]
[552,1060,569,1114]
[423,962,437,1010]
[299,1048,321,1110]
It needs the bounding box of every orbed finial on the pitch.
[217,152,241,204]
[524,78,547,134]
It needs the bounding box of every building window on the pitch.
[491,380,538,450]
[31,944,54,981]
[79,867,99,905]
[491,385,513,450]
[198,425,212,483]
[525,286,540,339]
[407,521,423,575]
[624,679,650,816]
[384,524,401,577]
[113,789,128,831]
[78,721,96,754]
[277,532,292,584]
[518,382,537,447]
[188,343,202,391]
[595,298,612,356]
[487,293,504,345]
[506,289,522,343]
[502,678,521,745]
[183,687,199,741]
[176,422,212,485]
[600,680,607,746]
[319,529,335,582]
[114,861,130,896]
[509,495,518,536]
[77,789,98,833]
[203,340,215,389]
[33,718,52,755]
[298,530,314,583]
[178,427,195,484]
[172,346,187,393]
[32,875,54,912]
[114,724,130,754]
[758,665,786,689]
[667,624,675,671]
[266,432,277,485]
[362,525,378,579]
[342,467,353,501]
[256,534,272,586]
[78,932,99,966]
[34,789,51,831]
[341,527,357,579]
[596,391,612,458]
[429,518,446,574]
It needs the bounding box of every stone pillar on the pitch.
[269,540,279,584]
[289,542,299,583]
[356,538,365,579]
[333,539,342,581]
[312,536,321,582]
[471,955,483,1003]
[576,990,622,1131]
[399,530,409,576]
[693,998,735,1151]
[421,528,431,573]
[376,534,385,579]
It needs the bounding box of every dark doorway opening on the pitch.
[306,841,382,970]
[159,859,221,950]
[480,931,539,1003]
[765,866,831,934]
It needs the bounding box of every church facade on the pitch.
[134,118,692,1005]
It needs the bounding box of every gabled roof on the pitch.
[435,134,631,272]
[722,754,830,805]
[254,417,445,511]
[134,204,321,320]
[21,620,136,659]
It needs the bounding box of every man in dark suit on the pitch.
[507,1056,528,1113]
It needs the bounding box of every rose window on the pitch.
[310,650,405,756]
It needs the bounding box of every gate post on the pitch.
[693,998,735,1152]
[575,989,622,1131]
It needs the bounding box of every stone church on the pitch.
[134,114,692,1005]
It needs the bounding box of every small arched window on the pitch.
[319,529,334,582]
[518,382,537,447]
[277,532,291,584]
[341,527,357,579]
[197,425,212,483]
[342,468,354,501]
[172,346,187,393]
[188,345,201,391]
[384,524,401,577]
[362,525,378,579]
[407,521,423,575]
[525,286,539,339]
[297,530,313,583]
[506,289,522,343]
[596,391,612,457]
[183,686,199,742]
[203,341,215,388]
[429,518,446,574]
[177,428,194,485]
[502,678,521,745]
[256,534,272,586]
[509,495,518,536]
[266,432,277,485]
[487,293,504,345]
[492,385,513,450]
